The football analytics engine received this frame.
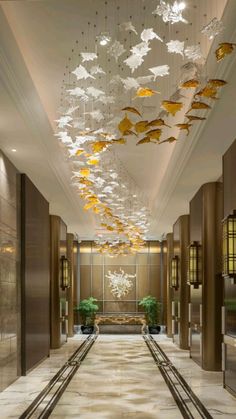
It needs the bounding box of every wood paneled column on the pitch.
[67,233,74,337]
[189,182,223,371]
[172,215,190,350]
[166,233,174,338]
[50,215,67,349]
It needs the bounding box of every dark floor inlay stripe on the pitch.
[19,334,97,419]
[143,335,213,419]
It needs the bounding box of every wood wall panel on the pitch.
[21,174,50,374]
[190,182,223,371]
[166,233,174,338]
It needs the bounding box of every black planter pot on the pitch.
[81,325,94,334]
[148,325,161,334]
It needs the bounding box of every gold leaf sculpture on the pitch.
[146,128,162,140]
[112,138,126,145]
[194,86,218,99]
[159,136,177,144]
[123,129,138,137]
[215,42,236,62]
[180,79,200,89]
[87,158,100,165]
[186,101,211,113]
[135,120,149,133]
[207,79,227,87]
[84,202,96,211]
[136,87,158,97]
[176,123,192,135]
[122,107,142,117]
[146,118,171,128]
[79,178,93,186]
[136,137,151,145]
[79,168,90,177]
[118,115,133,133]
[161,100,183,116]
[185,115,206,121]
[91,141,110,153]
[76,149,85,156]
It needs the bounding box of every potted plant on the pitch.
[139,295,162,334]
[74,297,99,334]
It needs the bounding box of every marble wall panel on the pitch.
[0,151,20,392]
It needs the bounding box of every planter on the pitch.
[81,325,94,334]
[148,325,161,334]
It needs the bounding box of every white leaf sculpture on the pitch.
[108,40,126,61]
[141,28,163,43]
[65,105,79,115]
[201,17,224,40]
[67,87,88,101]
[81,52,98,62]
[72,65,95,80]
[124,54,144,73]
[86,87,105,99]
[153,0,188,24]
[119,21,138,35]
[86,110,104,122]
[149,65,170,80]
[166,40,185,56]
[109,75,123,85]
[184,45,204,62]
[122,77,140,90]
[97,95,115,104]
[106,268,136,299]
[137,75,154,84]
[55,131,73,144]
[55,115,73,128]
[131,41,151,57]
[90,65,106,75]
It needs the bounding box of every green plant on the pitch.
[74,297,99,325]
[138,295,161,325]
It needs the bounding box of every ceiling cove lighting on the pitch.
[188,241,201,288]
[222,211,236,280]
[170,255,179,290]
[60,255,70,290]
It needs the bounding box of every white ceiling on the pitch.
[0,0,236,239]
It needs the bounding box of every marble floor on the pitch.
[0,334,236,418]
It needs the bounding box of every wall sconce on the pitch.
[188,241,201,288]
[60,255,70,290]
[222,211,236,279]
[170,256,179,290]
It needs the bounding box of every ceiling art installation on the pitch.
[106,268,136,299]
[54,0,234,255]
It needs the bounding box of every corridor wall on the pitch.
[223,138,236,396]
[189,182,223,371]
[0,151,20,391]
[21,174,50,374]
[79,241,167,322]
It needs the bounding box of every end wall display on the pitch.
[79,241,166,316]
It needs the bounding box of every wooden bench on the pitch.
[94,313,147,334]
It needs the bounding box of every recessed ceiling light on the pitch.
[96,32,111,46]
[11,149,17,152]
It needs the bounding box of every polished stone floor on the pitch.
[0,334,236,418]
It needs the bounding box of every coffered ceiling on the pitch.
[0,0,236,239]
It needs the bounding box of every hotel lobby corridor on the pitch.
[1,334,236,418]
[2,1,236,417]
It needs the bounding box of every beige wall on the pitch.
[79,241,167,320]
